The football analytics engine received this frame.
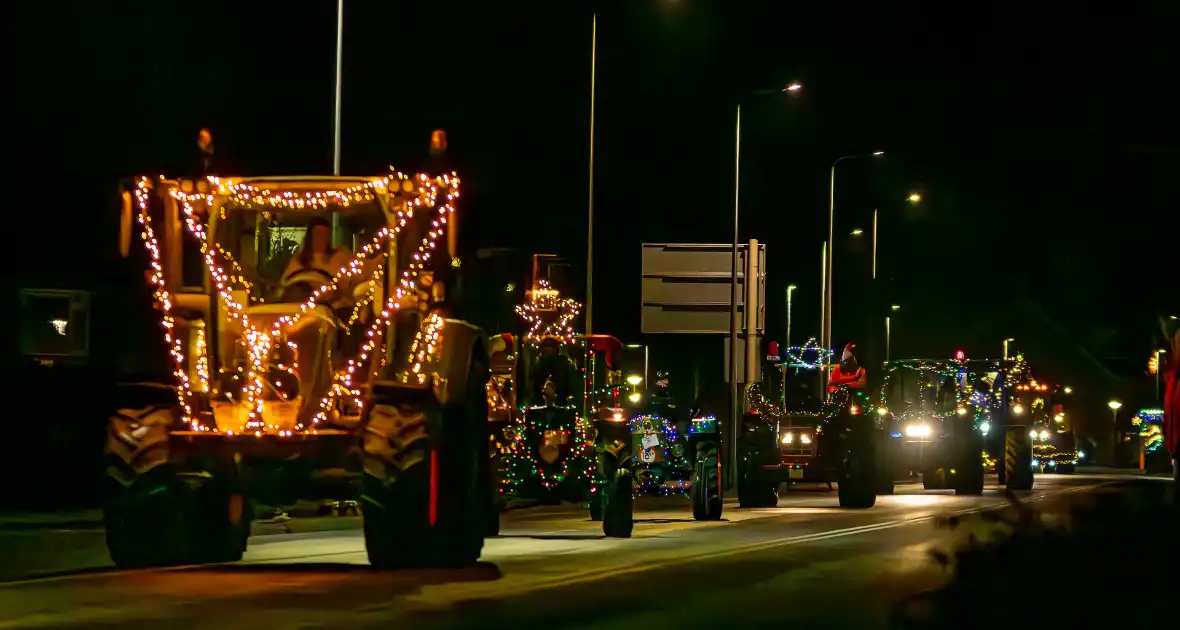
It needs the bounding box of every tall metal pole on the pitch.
[332,0,344,176]
[819,241,827,394]
[824,165,835,387]
[786,286,795,351]
[885,316,891,361]
[586,13,597,338]
[871,208,878,280]
[745,238,759,393]
[728,104,741,488]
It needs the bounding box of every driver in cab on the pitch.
[283,216,352,290]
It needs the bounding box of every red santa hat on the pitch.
[842,343,856,362]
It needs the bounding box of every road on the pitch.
[0,474,1133,629]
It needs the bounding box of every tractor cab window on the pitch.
[213,203,387,303]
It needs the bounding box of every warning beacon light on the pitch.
[954,349,966,362]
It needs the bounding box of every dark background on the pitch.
[5,1,1178,470]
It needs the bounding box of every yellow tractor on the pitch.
[105,168,494,569]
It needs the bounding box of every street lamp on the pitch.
[1108,399,1123,457]
[730,82,803,486]
[1003,337,1015,359]
[786,284,798,350]
[871,192,921,282]
[885,304,901,361]
[823,151,884,373]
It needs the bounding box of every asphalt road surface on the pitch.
[0,474,1133,629]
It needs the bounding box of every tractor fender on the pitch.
[431,318,489,408]
[371,318,488,409]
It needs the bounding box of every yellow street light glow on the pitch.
[1107,400,1122,410]
[877,406,888,415]
[1013,404,1024,415]
[872,151,885,156]
[628,392,641,403]
[851,228,864,236]
[626,375,643,386]
[907,193,921,202]
[784,82,803,92]
[891,304,901,311]
[1063,386,1073,394]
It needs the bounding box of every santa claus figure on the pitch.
[827,342,867,392]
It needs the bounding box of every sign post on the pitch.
[641,242,766,489]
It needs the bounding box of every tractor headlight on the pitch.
[800,433,812,445]
[782,432,794,444]
[905,423,932,438]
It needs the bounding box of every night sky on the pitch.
[12,1,1179,402]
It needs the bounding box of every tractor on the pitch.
[106,166,495,569]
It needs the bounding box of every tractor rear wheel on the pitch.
[838,437,877,509]
[691,440,723,521]
[360,357,488,569]
[104,465,249,568]
[104,399,248,568]
[1004,427,1035,491]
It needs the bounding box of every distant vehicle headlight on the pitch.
[905,423,932,438]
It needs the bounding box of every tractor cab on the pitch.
[116,173,446,435]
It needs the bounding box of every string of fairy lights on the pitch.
[515,280,581,345]
[135,170,460,435]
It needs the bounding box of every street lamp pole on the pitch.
[824,151,883,385]
[886,305,900,361]
[586,13,597,338]
[1003,337,1015,359]
[786,284,797,351]
[332,0,344,176]
[728,103,741,488]
[729,83,801,486]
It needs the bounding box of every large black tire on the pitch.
[360,357,488,569]
[921,468,944,490]
[588,488,604,521]
[691,440,723,521]
[954,456,986,496]
[104,465,249,568]
[838,437,877,509]
[104,397,248,568]
[1004,427,1034,491]
[737,468,778,508]
[601,471,634,538]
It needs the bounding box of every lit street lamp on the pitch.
[1108,399,1123,459]
[786,284,797,351]
[729,81,803,487]
[823,151,884,380]
[885,304,901,361]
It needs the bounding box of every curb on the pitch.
[0,518,105,532]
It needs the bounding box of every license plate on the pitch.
[789,468,804,479]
